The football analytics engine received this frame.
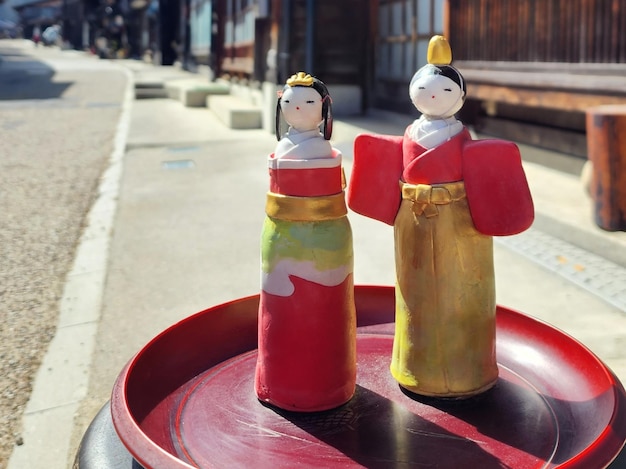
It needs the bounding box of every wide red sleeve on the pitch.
[463,139,534,236]
[347,134,404,226]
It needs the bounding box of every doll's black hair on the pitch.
[410,64,467,97]
[275,77,333,141]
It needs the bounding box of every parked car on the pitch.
[41,25,61,46]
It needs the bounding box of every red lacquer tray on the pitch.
[111,286,626,468]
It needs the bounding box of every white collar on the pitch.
[409,116,463,149]
[286,127,323,143]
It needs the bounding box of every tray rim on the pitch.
[110,285,626,469]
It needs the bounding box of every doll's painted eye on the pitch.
[283,100,290,103]
[418,86,425,90]
[444,88,452,92]
[306,100,315,104]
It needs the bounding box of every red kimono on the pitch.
[255,151,356,411]
[347,128,534,234]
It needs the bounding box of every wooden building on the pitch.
[372,0,444,113]
[446,0,626,157]
[186,0,626,155]
[208,0,371,114]
[54,0,626,153]
[196,0,443,117]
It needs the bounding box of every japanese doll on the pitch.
[347,36,534,398]
[255,72,356,411]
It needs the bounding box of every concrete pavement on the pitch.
[7,56,626,468]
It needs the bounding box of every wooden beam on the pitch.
[443,0,450,39]
[467,83,626,113]
[477,116,587,158]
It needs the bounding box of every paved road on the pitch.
[0,40,127,468]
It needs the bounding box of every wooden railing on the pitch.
[447,0,626,63]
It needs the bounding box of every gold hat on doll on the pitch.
[286,72,315,87]
[427,35,453,66]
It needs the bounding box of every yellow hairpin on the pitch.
[427,35,452,66]
[286,72,314,87]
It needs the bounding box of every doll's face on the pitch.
[409,73,464,118]
[280,86,324,132]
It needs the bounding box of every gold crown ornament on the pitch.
[427,35,452,66]
[286,72,314,87]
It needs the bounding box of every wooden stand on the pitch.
[586,105,626,231]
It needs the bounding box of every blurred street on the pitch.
[0,40,127,468]
[1,39,626,468]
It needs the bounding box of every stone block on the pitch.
[208,95,262,129]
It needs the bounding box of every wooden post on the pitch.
[442,0,451,40]
[586,105,626,231]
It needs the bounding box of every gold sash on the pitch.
[265,192,347,221]
[400,180,466,219]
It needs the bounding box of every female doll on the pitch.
[255,72,356,411]
[347,37,534,398]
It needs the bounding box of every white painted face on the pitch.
[409,72,464,118]
[280,86,324,132]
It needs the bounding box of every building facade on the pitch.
[193,0,443,115]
